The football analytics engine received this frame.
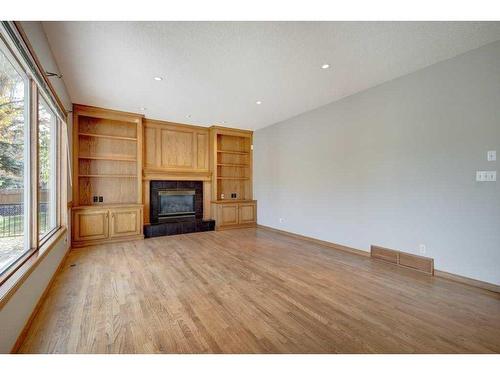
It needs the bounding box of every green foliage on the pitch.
[0,50,52,190]
[0,51,25,190]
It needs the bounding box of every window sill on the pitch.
[0,226,68,309]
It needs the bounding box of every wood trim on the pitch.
[9,245,70,353]
[257,225,370,258]
[73,103,143,122]
[371,246,399,264]
[71,234,144,248]
[209,125,253,137]
[435,270,500,294]
[73,104,143,127]
[399,252,434,275]
[371,245,434,275]
[216,223,256,231]
[31,80,39,250]
[72,203,143,209]
[0,248,38,288]
[144,117,209,132]
[142,171,212,181]
[0,227,68,309]
[136,116,143,204]
[212,199,257,204]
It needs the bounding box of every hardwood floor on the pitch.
[18,228,500,353]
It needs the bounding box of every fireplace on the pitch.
[145,180,214,237]
[158,189,195,218]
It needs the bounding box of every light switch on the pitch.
[487,150,496,161]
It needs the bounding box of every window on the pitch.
[0,31,64,278]
[0,45,28,274]
[38,96,57,239]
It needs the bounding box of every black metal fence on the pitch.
[0,203,48,237]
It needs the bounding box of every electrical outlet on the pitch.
[99,196,103,202]
[93,196,98,203]
[486,171,497,181]
[419,244,426,255]
[476,171,497,182]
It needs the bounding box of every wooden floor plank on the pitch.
[17,228,500,353]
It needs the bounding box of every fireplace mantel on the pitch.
[143,170,212,181]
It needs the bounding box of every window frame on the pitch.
[0,28,66,291]
[0,35,31,271]
[37,91,59,244]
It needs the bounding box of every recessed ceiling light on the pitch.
[221,121,226,124]
[186,115,192,118]
[321,64,330,69]
[153,76,163,81]
[256,100,262,105]
[140,107,146,111]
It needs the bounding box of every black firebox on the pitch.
[145,180,214,237]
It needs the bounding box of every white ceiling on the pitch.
[42,21,500,130]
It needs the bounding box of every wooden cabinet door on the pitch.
[218,204,239,226]
[73,209,109,242]
[109,207,142,238]
[143,120,209,172]
[238,203,256,224]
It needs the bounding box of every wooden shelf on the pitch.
[73,105,144,247]
[78,132,137,141]
[212,199,256,204]
[217,150,249,155]
[217,163,249,167]
[217,178,249,180]
[79,174,137,178]
[79,156,137,162]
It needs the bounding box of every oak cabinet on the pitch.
[109,207,142,238]
[73,209,109,242]
[72,205,143,247]
[218,204,239,226]
[238,203,257,224]
[212,201,257,230]
[143,119,209,172]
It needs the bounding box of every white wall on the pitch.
[0,22,72,353]
[0,236,68,353]
[254,41,500,285]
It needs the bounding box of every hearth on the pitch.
[145,180,214,237]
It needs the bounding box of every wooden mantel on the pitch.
[143,170,212,181]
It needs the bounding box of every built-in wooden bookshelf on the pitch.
[210,126,256,230]
[72,104,144,247]
[211,130,253,201]
[73,107,142,206]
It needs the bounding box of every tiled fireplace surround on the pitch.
[144,180,215,238]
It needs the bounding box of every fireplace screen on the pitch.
[159,190,196,217]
